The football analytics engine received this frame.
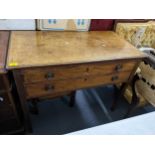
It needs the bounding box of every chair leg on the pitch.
[124,74,140,118]
[111,83,126,111]
[29,99,39,115]
[69,91,76,107]
[124,102,139,119]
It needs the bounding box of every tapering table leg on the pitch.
[110,83,126,111]
[124,74,140,118]
[29,99,39,115]
[69,91,76,107]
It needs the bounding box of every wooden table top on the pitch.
[7,31,145,69]
[0,31,10,73]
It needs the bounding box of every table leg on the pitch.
[124,74,140,118]
[29,99,39,115]
[13,70,32,134]
[69,91,76,107]
[110,83,126,111]
[110,61,141,112]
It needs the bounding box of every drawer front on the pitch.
[22,61,136,84]
[25,71,131,99]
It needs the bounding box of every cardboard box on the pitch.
[0,19,36,30]
[37,19,91,31]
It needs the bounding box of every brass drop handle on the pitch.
[111,76,119,81]
[115,64,123,72]
[45,72,54,79]
[44,85,54,91]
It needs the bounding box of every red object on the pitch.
[90,19,114,31]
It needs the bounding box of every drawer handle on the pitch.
[111,76,119,81]
[45,72,54,79]
[44,85,55,91]
[115,64,123,72]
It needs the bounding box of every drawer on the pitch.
[21,61,137,84]
[25,71,131,99]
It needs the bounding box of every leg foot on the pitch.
[124,103,139,119]
[110,85,118,111]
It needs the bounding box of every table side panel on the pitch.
[0,31,10,74]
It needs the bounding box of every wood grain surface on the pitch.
[24,71,131,99]
[0,31,10,73]
[21,60,136,84]
[7,31,145,69]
